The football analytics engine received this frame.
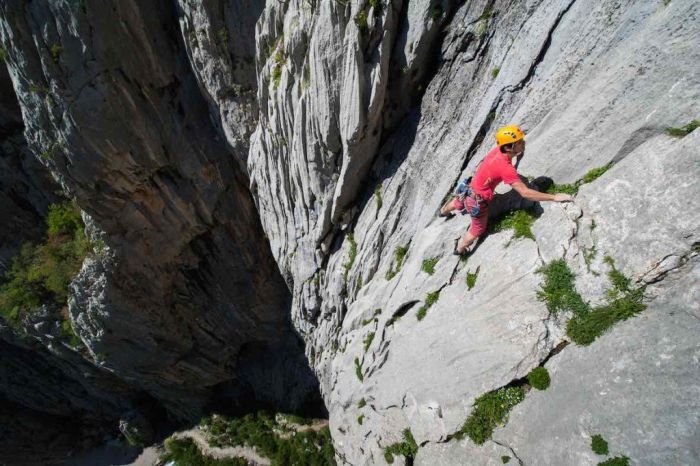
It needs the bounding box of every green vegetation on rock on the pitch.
[0,201,89,325]
[466,267,480,290]
[546,163,613,195]
[200,412,335,466]
[386,244,409,280]
[363,332,375,352]
[501,455,511,463]
[383,428,418,464]
[591,434,609,455]
[456,386,525,444]
[421,257,439,275]
[416,289,440,321]
[490,210,536,241]
[431,5,443,21]
[527,366,550,390]
[49,43,63,63]
[358,398,366,408]
[666,119,699,137]
[354,357,363,382]
[537,258,646,345]
[598,456,630,466]
[374,183,383,211]
[491,67,500,79]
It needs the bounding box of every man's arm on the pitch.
[511,180,572,202]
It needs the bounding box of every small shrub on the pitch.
[343,233,358,272]
[421,257,439,275]
[354,357,363,382]
[417,290,440,321]
[369,0,381,10]
[383,429,418,464]
[490,210,536,241]
[604,256,630,295]
[598,456,630,466]
[491,67,500,79]
[591,434,609,455]
[502,456,511,464]
[478,7,494,21]
[431,6,443,21]
[358,398,366,408]
[357,414,364,425]
[363,332,375,352]
[49,43,63,63]
[466,267,479,290]
[0,46,6,61]
[527,367,550,390]
[475,20,488,38]
[457,386,525,444]
[666,119,699,137]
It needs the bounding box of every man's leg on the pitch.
[440,197,460,216]
[456,230,478,253]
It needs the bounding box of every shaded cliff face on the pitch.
[0,0,319,423]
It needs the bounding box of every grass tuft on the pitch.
[421,257,439,275]
[386,244,408,280]
[491,67,500,79]
[547,163,613,195]
[490,210,536,241]
[501,456,511,464]
[591,434,609,455]
[666,120,699,137]
[466,267,479,290]
[374,183,383,211]
[526,367,550,390]
[49,43,63,63]
[456,386,525,444]
[358,398,366,408]
[383,429,418,464]
[416,290,440,321]
[536,259,588,317]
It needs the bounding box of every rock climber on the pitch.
[439,124,573,256]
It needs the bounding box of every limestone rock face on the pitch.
[247,0,700,463]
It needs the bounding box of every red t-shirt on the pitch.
[470,146,520,202]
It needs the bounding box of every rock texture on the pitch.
[0,0,698,463]
[246,0,700,463]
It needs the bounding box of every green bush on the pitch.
[456,386,525,444]
[666,119,699,137]
[431,6,443,21]
[162,437,248,465]
[490,210,536,241]
[343,233,358,272]
[202,412,336,466]
[49,43,63,63]
[501,456,511,463]
[383,429,418,464]
[491,67,500,79]
[358,398,366,408]
[0,201,89,325]
[591,434,609,455]
[527,367,550,390]
[598,456,630,466]
[354,9,368,31]
[416,290,440,321]
[374,184,383,210]
[421,257,439,275]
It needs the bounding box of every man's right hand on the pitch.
[553,193,574,202]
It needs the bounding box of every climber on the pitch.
[439,125,573,256]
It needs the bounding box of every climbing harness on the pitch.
[455,176,486,217]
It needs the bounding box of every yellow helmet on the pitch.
[495,125,525,147]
